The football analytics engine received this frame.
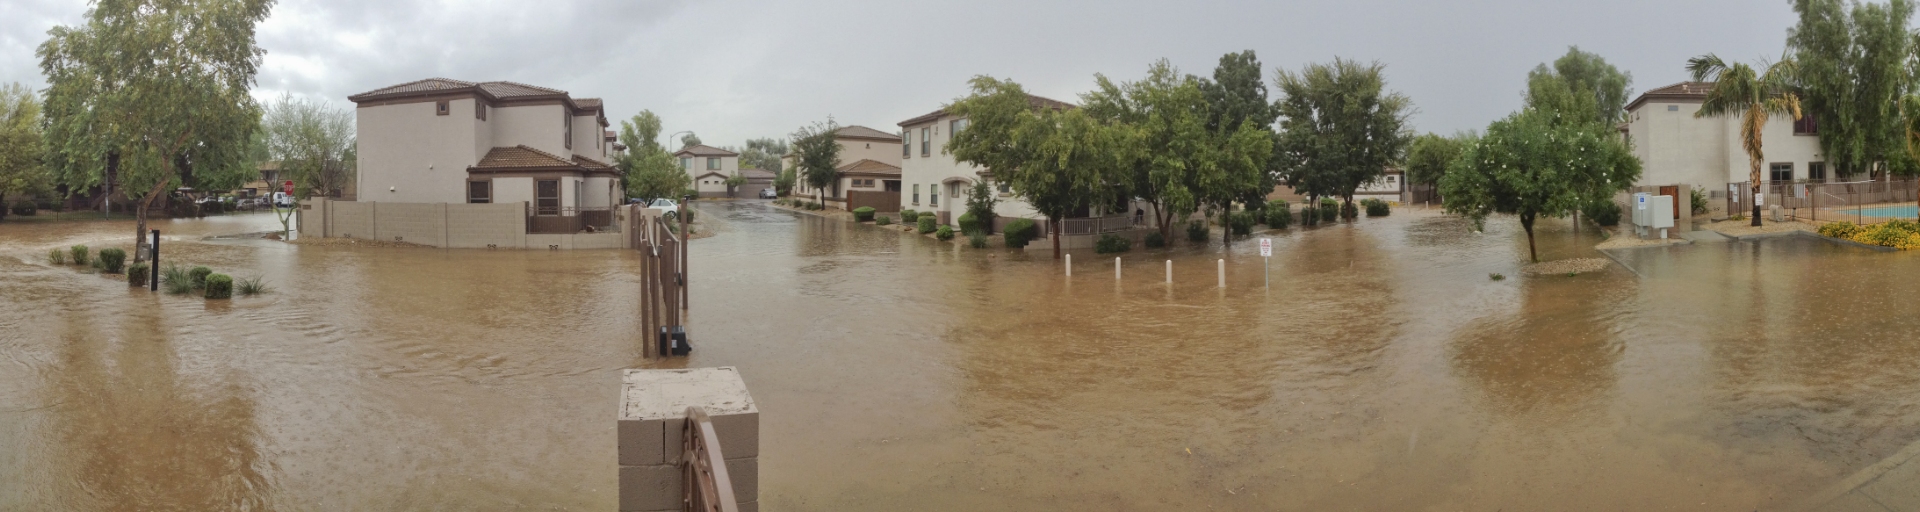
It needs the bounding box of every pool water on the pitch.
[1852,205,1919,218]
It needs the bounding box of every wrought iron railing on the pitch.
[1059,214,1135,235]
[682,406,740,512]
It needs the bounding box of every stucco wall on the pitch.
[571,113,605,160]
[494,177,535,207]
[681,154,738,181]
[1627,100,1823,192]
[356,100,484,204]
[492,104,570,159]
[898,113,1038,226]
[837,137,901,168]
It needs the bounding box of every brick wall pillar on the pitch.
[619,367,759,512]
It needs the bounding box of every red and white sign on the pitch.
[1259,238,1272,257]
[283,180,295,195]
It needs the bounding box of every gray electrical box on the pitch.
[1649,196,1674,229]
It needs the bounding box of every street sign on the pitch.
[1259,238,1272,257]
[283,180,294,195]
[1260,237,1272,289]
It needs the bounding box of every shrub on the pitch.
[69,245,89,266]
[1582,200,1622,227]
[969,232,988,248]
[1363,199,1390,217]
[48,248,66,265]
[189,266,212,289]
[97,248,126,273]
[853,206,876,222]
[807,202,823,211]
[1318,204,1337,222]
[1228,211,1255,235]
[1095,234,1132,254]
[1319,197,1339,212]
[236,276,269,296]
[204,274,233,300]
[127,263,149,286]
[201,200,225,215]
[1186,220,1210,243]
[935,225,955,240]
[161,265,194,295]
[1489,273,1506,281]
[876,216,892,226]
[1819,221,1862,239]
[901,209,919,223]
[1340,201,1359,219]
[917,216,937,234]
[11,200,36,216]
[1690,187,1711,215]
[1265,206,1293,229]
[1848,219,1920,249]
[1144,231,1167,248]
[957,212,982,235]
[1003,218,1038,248]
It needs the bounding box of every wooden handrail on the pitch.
[682,407,740,512]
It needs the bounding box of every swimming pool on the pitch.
[1850,205,1920,218]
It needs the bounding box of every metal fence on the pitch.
[1730,179,1920,223]
[632,207,687,358]
[1059,214,1135,236]
[526,205,618,234]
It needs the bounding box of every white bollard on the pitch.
[1115,257,1122,279]
[1066,254,1072,277]
[1166,260,1173,284]
[1218,259,1225,288]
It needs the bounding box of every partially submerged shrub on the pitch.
[876,216,892,226]
[853,206,876,222]
[236,276,269,296]
[1362,198,1390,217]
[1186,220,1209,243]
[97,248,126,273]
[901,209,919,223]
[1095,234,1132,254]
[968,232,988,248]
[1228,211,1255,236]
[1265,206,1293,229]
[1340,201,1359,219]
[1144,231,1167,248]
[47,248,66,265]
[70,245,89,266]
[1848,219,1920,249]
[935,225,954,241]
[11,200,36,216]
[161,265,194,295]
[957,212,982,236]
[917,216,937,234]
[127,263,149,286]
[1318,204,1337,222]
[1003,218,1038,248]
[189,266,212,289]
[204,274,233,300]
[1582,200,1622,227]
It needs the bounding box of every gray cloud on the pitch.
[3,0,1809,146]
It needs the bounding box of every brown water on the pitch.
[2,203,1918,511]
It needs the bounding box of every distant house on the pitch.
[677,145,740,198]
[1268,169,1404,204]
[897,96,1072,227]
[739,168,775,198]
[786,125,903,210]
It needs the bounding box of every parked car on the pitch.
[272,192,293,208]
[758,188,777,199]
[648,198,682,219]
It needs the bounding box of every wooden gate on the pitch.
[1659,185,1680,219]
[846,190,900,212]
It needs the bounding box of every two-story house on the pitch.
[677,145,740,198]
[897,96,1071,226]
[349,78,619,220]
[785,126,904,210]
[1622,82,1826,213]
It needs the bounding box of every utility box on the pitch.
[1648,196,1674,229]
[1632,193,1652,228]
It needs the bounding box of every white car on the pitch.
[649,198,681,219]
[758,188,777,199]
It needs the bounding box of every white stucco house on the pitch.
[348,78,619,222]
[785,125,904,210]
[897,96,1075,227]
[1623,82,1828,192]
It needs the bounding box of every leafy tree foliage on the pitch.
[1529,47,1633,126]
[1274,59,1413,222]
[679,132,702,149]
[790,120,843,204]
[1441,109,1641,262]
[736,137,787,173]
[965,180,997,234]
[39,0,273,261]
[261,94,355,199]
[949,75,1125,259]
[1196,51,1280,247]
[1788,0,1916,177]
[616,110,690,200]
[0,82,53,205]
[1405,132,1472,191]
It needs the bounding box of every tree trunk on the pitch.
[1521,211,1538,263]
[1750,165,1763,227]
[1051,216,1062,260]
[132,177,170,264]
[1221,208,1231,249]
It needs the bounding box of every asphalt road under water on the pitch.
[2,203,1918,511]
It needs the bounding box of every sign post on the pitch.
[1259,238,1272,289]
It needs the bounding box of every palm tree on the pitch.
[1687,54,1802,227]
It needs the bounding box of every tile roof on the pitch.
[1626,81,1712,111]
[674,144,739,157]
[573,154,614,170]
[349,78,599,110]
[740,169,776,179]
[836,125,902,142]
[473,145,577,169]
[604,130,618,141]
[898,94,1076,127]
[836,158,902,176]
[575,98,603,108]
[476,81,567,98]
[349,78,475,98]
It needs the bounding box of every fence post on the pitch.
[1217,259,1225,288]
[1165,260,1172,284]
[1065,254,1072,277]
[1114,257,1121,280]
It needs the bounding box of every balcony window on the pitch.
[707,157,720,170]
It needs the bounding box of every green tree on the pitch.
[1081,61,1202,242]
[1273,59,1414,222]
[964,180,998,234]
[616,111,690,201]
[1687,55,1802,226]
[1196,51,1280,248]
[1529,46,1633,126]
[0,82,53,209]
[679,132,702,149]
[773,168,796,196]
[790,120,843,205]
[737,137,787,173]
[1788,0,1916,179]
[1441,109,1642,263]
[261,94,355,199]
[949,75,1124,259]
[723,172,747,197]
[1405,132,1472,194]
[40,0,271,261]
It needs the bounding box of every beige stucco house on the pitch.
[897,97,1075,226]
[1623,82,1826,206]
[677,145,740,198]
[348,78,619,216]
[786,125,904,208]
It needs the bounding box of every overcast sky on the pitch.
[2,0,1813,146]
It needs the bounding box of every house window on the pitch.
[903,130,911,158]
[1794,115,1819,135]
[951,119,968,134]
[921,127,930,156]
[996,181,1010,194]
[707,157,720,170]
[1769,163,1794,182]
[912,184,920,204]
[436,101,450,116]
[930,183,938,206]
[1809,162,1828,181]
[468,180,491,203]
[681,157,692,170]
[475,102,486,121]
[1666,105,1679,112]
[536,179,560,215]
[564,113,573,149]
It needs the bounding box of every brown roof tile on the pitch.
[836,125,902,142]
[473,145,577,169]
[673,144,739,157]
[740,169,776,179]
[604,130,617,141]
[477,81,566,98]
[1626,81,1712,111]
[573,154,614,169]
[349,78,475,99]
[836,158,902,176]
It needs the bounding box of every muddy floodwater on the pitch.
[4,202,1920,510]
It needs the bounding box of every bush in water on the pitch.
[204,274,233,300]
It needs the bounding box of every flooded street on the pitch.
[3,203,1920,510]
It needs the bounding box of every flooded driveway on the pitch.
[2,203,1919,510]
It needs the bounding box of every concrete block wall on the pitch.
[371,202,447,246]
[446,202,526,248]
[619,367,758,512]
[300,199,626,249]
[330,201,377,239]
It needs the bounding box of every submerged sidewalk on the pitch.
[1802,437,1920,511]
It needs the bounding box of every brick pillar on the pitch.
[619,367,759,512]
